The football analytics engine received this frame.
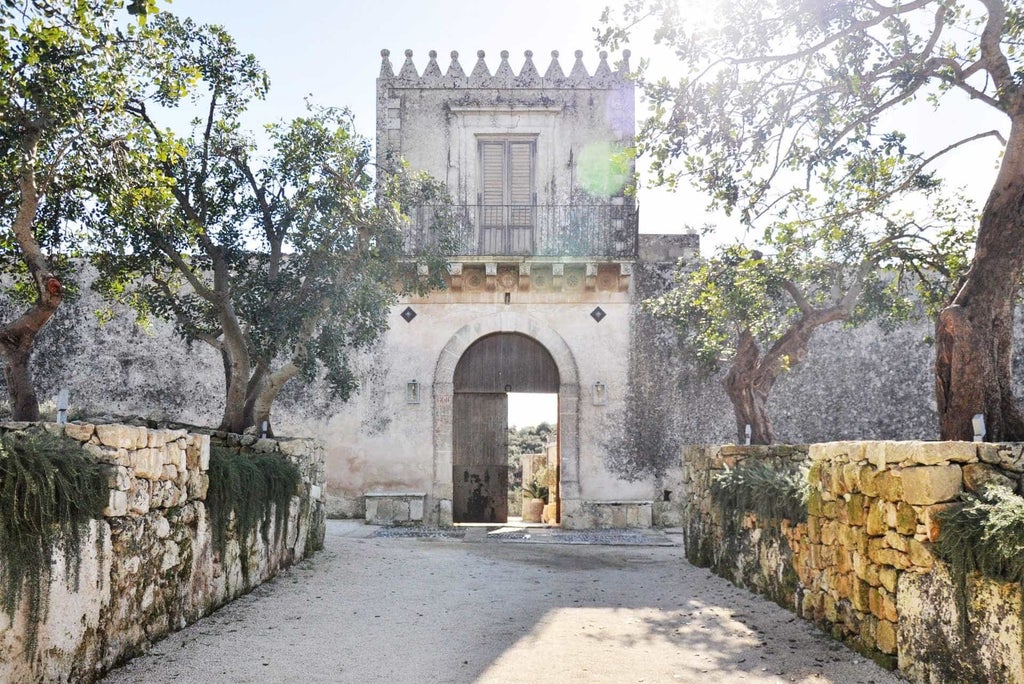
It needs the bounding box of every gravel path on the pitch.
[102,521,901,684]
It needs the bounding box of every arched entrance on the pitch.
[432,312,580,527]
[452,333,558,523]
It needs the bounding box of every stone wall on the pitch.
[0,422,326,683]
[679,441,1024,683]
[14,253,1024,521]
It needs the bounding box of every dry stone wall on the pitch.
[680,441,1024,683]
[0,422,325,684]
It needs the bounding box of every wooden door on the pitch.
[452,392,509,523]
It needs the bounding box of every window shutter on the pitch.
[508,141,533,207]
[480,142,505,206]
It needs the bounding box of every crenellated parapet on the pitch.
[378,48,631,89]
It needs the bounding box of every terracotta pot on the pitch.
[522,497,544,523]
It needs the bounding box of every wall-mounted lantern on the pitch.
[972,413,986,442]
[592,381,607,406]
[406,380,421,404]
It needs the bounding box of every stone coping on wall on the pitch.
[680,440,1024,684]
[0,422,326,684]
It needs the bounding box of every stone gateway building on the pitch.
[343,48,691,528]
[12,49,969,529]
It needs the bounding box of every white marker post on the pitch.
[56,389,69,425]
[972,413,986,442]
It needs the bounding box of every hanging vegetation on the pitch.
[711,460,809,523]
[934,485,1024,635]
[935,485,1024,584]
[0,428,110,656]
[205,446,301,584]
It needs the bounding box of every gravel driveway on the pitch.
[102,521,900,684]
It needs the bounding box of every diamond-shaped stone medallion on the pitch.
[590,306,606,323]
[401,306,417,323]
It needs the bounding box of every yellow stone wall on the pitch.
[681,441,1024,682]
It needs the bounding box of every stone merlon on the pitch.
[379,48,632,88]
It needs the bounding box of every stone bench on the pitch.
[364,491,426,525]
[580,500,653,528]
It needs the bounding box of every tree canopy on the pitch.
[602,0,1024,440]
[0,0,154,419]
[93,14,456,433]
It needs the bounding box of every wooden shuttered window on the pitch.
[480,141,505,206]
[479,139,534,206]
[478,138,535,254]
[507,141,533,206]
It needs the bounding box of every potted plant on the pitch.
[521,480,548,523]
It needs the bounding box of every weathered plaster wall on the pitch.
[328,266,640,526]
[0,423,325,684]
[679,441,1024,683]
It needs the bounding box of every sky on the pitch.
[161,0,1010,427]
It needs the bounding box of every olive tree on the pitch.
[645,167,972,444]
[602,0,1024,440]
[95,15,455,433]
[0,0,155,419]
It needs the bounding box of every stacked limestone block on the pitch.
[798,442,961,663]
[680,440,1024,682]
[679,445,809,610]
[0,423,326,684]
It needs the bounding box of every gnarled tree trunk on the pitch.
[216,297,252,434]
[723,330,776,444]
[724,305,850,445]
[936,120,1024,441]
[1,146,62,421]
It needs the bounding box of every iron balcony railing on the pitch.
[404,203,639,258]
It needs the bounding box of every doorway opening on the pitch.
[507,393,558,525]
[452,333,560,525]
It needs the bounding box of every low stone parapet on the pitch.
[681,441,1024,683]
[0,422,326,683]
[578,500,653,528]
[364,491,426,525]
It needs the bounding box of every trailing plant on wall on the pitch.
[0,428,110,656]
[711,460,809,524]
[934,485,1024,634]
[205,447,301,584]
